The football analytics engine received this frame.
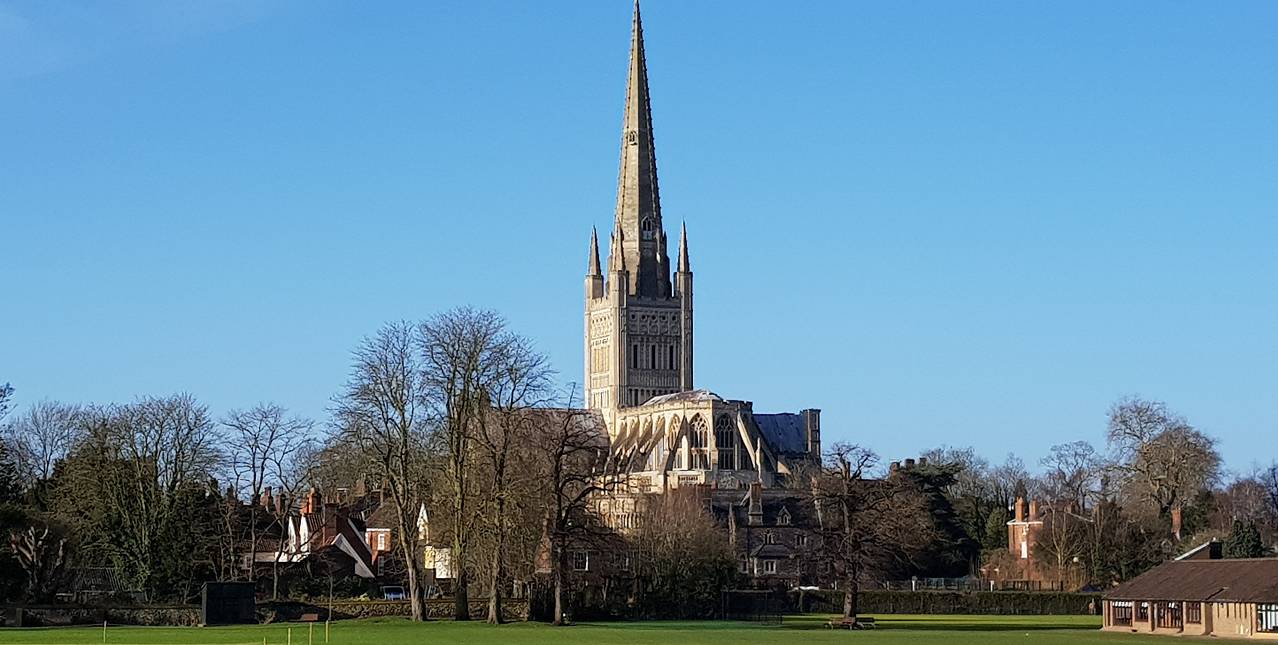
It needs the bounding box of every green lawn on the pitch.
[0,615,1167,645]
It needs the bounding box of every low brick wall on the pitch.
[262,598,528,623]
[2,605,201,627]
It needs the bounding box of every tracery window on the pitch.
[688,416,710,469]
[641,217,654,240]
[715,414,736,470]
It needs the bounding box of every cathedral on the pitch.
[584,2,823,497]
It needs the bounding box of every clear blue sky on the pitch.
[2,1,1276,474]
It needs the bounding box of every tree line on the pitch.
[3,311,1278,625]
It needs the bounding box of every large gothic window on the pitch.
[715,414,737,470]
[689,416,710,470]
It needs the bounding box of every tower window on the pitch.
[669,345,675,370]
[650,344,656,369]
[641,217,654,241]
[632,344,639,367]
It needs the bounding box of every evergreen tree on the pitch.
[1224,520,1265,559]
[0,440,22,503]
[982,504,1011,553]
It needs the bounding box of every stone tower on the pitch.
[585,1,693,419]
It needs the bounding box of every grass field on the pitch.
[0,615,1167,645]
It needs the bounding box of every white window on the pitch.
[739,559,750,574]
[764,532,776,545]
[377,533,387,551]
[571,550,590,572]
[797,534,809,548]
[763,560,777,574]
[1260,604,1278,633]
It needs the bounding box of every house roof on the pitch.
[1105,559,1278,603]
[752,413,807,455]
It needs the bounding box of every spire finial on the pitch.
[588,227,602,276]
[678,221,690,273]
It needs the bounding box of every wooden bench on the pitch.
[298,613,320,623]
[825,616,876,630]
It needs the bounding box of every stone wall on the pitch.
[261,598,528,623]
[2,605,200,627]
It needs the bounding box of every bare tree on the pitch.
[0,383,12,421]
[223,403,314,598]
[1033,502,1088,588]
[533,389,615,626]
[812,443,934,624]
[630,487,735,617]
[4,400,81,492]
[333,321,430,621]
[471,333,553,624]
[1262,463,1278,532]
[1040,441,1104,510]
[1107,397,1221,519]
[419,307,509,621]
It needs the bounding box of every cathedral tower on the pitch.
[585,1,693,417]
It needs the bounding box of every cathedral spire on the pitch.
[610,0,670,298]
[587,226,601,276]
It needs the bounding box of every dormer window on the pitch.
[778,508,791,526]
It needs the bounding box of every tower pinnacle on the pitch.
[677,222,690,273]
[587,227,601,276]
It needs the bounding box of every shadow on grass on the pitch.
[573,618,1096,633]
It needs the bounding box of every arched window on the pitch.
[641,217,655,241]
[689,416,710,469]
[715,414,736,470]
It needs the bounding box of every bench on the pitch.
[298,613,320,623]
[826,616,876,630]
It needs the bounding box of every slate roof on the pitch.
[752,413,808,455]
[1105,559,1278,603]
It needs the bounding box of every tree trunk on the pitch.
[842,574,860,622]
[454,569,470,620]
[487,562,503,624]
[405,553,425,621]
[552,544,566,626]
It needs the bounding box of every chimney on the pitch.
[1014,497,1025,523]
[1029,500,1038,521]
[748,482,763,526]
[889,462,900,475]
[275,493,286,515]
[262,486,274,510]
[1171,506,1183,541]
[904,458,916,470]
[918,457,928,467]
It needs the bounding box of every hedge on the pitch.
[797,590,1102,616]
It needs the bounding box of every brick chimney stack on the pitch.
[1029,500,1038,521]
[262,486,274,510]
[1014,497,1025,522]
[1171,506,1183,540]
